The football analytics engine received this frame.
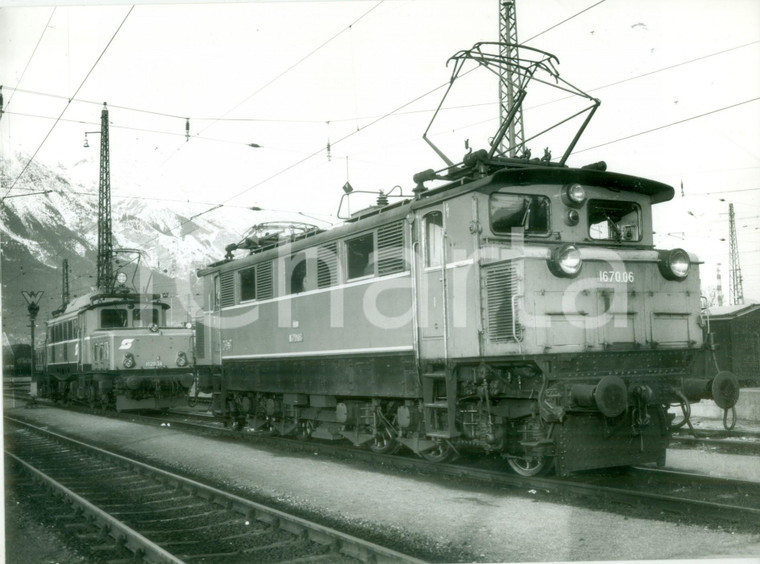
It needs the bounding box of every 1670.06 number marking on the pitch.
[599,270,635,283]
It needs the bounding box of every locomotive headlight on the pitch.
[563,183,587,207]
[176,352,188,367]
[565,209,580,226]
[123,353,136,369]
[658,248,690,281]
[548,243,582,278]
[116,271,128,285]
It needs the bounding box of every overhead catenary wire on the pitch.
[5,37,757,146]
[3,7,57,113]
[158,0,388,169]
[1,0,605,133]
[573,96,760,154]
[522,0,608,44]
[59,87,760,252]
[3,4,758,287]
[1,109,298,151]
[1,5,135,204]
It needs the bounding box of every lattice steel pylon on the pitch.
[728,203,744,306]
[96,103,113,290]
[498,0,524,157]
[61,258,70,306]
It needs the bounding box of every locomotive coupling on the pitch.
[681,371,740,409]
[571,375,628,417]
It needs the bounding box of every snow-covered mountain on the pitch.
[0,153,261,343]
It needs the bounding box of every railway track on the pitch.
[133,410,760,531]
[7,382,760,456]
[7,393,760,533]
[4,416,424,563]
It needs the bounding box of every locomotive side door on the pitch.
[209,274,223,366]
[417,207,446,359]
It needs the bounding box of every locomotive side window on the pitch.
[239,267,256,301]
[490,193,550,235]
[588,199,641,242]
[133,307,160,327]
[346,232,375,280]
[213,275,221,311]
[424,211,444,267]
[288,252,308,293]
[101,308,128,328]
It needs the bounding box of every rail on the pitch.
[5,416,426,563]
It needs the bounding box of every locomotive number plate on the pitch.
[599,271,635,283]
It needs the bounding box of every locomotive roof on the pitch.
[201,163,674,275]
[451,165,674,204]
[49,290,168,322]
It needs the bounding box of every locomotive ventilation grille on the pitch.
[256,261,273,299]
[377,220,405,276]
[220,271,235,308]
[318,242,338,288]
[195,321,205,359]
[484,261,520,342]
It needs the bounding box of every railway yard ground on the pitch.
[4,396,760,563]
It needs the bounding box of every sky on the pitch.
[1,0,759,301]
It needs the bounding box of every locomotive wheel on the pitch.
[256,419,278,436]
[87,385,98,409]
[296,420,313,441]
[99,393,111,411]
[420,441,454,463]
[368,427,401,455]
[507,455,554,477]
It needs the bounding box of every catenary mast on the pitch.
[728,203,744,305]
[96,103,113,290]
[498,0,524,157]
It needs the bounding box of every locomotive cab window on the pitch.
[490,193,550,235]
[424,211,444,267]
[100,308,128,328]
[133,307,160,327]
[588,199,641,242]
[346,232,375,280]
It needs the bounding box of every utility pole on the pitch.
[95,102,113,290]
[728,203,744,306]
[498,0,524,157]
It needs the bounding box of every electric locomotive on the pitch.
[194,43,739,475]
[35,254,195,411]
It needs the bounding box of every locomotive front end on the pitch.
[472,169,740,475]
[90,323,195,411]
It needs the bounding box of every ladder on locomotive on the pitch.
[422,367,459,439]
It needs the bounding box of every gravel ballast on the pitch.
[5,404,760,563]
